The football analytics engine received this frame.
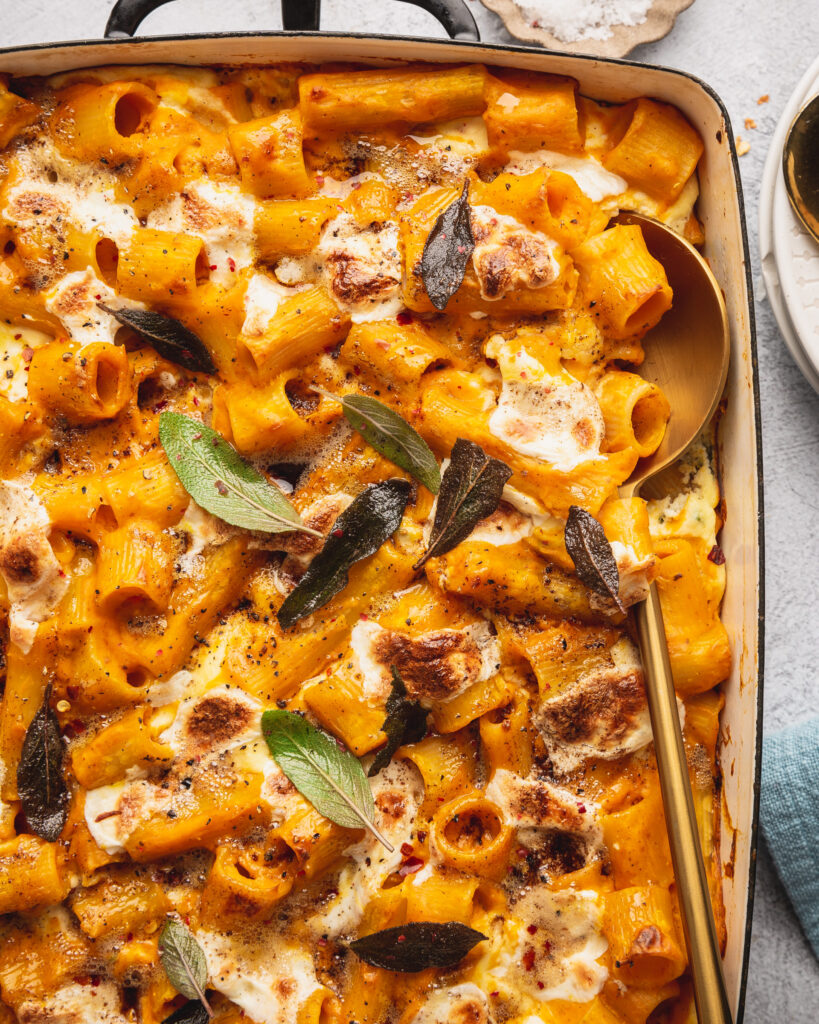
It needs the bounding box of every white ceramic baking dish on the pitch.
[0,1,764,1017]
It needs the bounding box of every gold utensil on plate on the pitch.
[783,93,819,243]
[614,212,732,1024]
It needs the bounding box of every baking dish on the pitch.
[0,0,763,1018]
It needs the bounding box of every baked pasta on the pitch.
[0,61,729,1024]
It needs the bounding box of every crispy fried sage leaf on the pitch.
[414,438,511,570]
[262,709,392,850]
[277,479,411,628]
[564,504,625,613]
[325,391,440,494]
[349,922,487,972]
[368,667,428,778]
[159,919,212,1017]
[162,999,211,1024]
[17,684,67,842]
[420,180,474,311]
[98,303,216,375]
[159,412,319,537]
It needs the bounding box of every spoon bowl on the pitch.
[613,211,730,498]
[611,212,733,1024]
[783,93,819,244]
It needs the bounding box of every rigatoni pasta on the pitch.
[0,56,725,1024]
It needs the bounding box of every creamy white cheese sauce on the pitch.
[147,179,257,287]
[44,269,144,346]
[409,983,493,1024]
[504,149,627,203]
[489,888,608,1003]
[0,480,68,652]
[485,336,604,472]
[198,928,321,1024]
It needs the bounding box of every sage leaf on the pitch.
[368,667,428,778]
[414,438,511,570]
[162,1000,211,1024]
[98,303,216,375]
[421,180,474,311]
[349,921,487,972]
[277,479,411,628]
[17,684,67,842]
[329,391,440,494]
[564,505,625,613]
[158,919,212,1017]
[159,412,320,537]
[262,709,393,851]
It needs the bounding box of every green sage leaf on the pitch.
[414,438,511,570]
[420,180,474,311]
[159,412,320,537]
[564,505,625,614]
[339,393,440,494]
[349,921,487,972]
[277,479,411,629]
[368,667,428,778]
[158,919,212,1017]
[98,303,216,375]
[262,709,392,850]
[17,684,67,843]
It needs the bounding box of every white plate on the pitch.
[759,53,819,395]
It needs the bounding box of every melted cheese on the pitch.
[486,768,600,842]
[470,205,561,301]
[0,481,68,652]
[17,980,133,1023]
[85,684,278,853]
[0,323,51,402]
[280,213,403,322]
[316,760,423,937]
[349,617,502,707]
[409,983,492,1024]
[505,149,627,203]
[242,270,303,337]
[534,638,653,773]
[485,336,604,471]
[44,269,142,346]
[489,888,608,1004]
[147,180,257,287]
[198,928,321,1024]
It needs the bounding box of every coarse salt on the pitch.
[522,0,654,43]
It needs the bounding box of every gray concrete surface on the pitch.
[2,0,819,1018]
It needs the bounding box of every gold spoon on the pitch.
[783,93,819,243]
[614,212,732,1024]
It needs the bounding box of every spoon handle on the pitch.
[635,582,733,1024]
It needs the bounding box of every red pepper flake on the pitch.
[527,924,538,935]
[517,847,528,858]
[94,294,102,300]
[359,613,368,621]
[317,937,327,947]
[13,333,21,340]
[537,981,545,990]
[209,263,218,271]
[315,175,325,187]
[332,528,344,538]
[215,480,228,496]
[577,804,587,814]
[417,830,427,843]
[522,947,536,971]
[707,544,726,565]
[490,991,499,998]
[397,934,406,942]
[21,346,34,363]
[400,842,414,856]
[457,245,465,254]
[228,257,236,273]
[193,432,202,440]
[398,856,424,876]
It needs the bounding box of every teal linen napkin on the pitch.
[760,716,819,958]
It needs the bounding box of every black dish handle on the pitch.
[105,0,480,41]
